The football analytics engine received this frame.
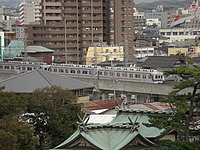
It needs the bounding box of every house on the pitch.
[0,69,94,99]
[138,56,184,70]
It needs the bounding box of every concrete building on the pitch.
[135,47,154,59]
[26,0,135,64]
[19,0,42,25]
[86,43,124,65]
[134,8,146,34]
[159,28,200,43]
[146,18,161,28]
[145,5,171,28]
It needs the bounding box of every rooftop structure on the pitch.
[51,106,174,150]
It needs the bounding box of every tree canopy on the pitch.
[146,65,200,141]
[0,86,83,150]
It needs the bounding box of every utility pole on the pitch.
[16,26,27,61]
[124,33,128,67]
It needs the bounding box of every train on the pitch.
[0,61,164,84]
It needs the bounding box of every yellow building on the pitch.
[86,45,124,65]
[168,47,200,58]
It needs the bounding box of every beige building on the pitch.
[86,44,124,65]
[168,47,200,57]
[26,0,135,64]
[19,0,42,25]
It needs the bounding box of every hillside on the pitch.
[136,0,194,11]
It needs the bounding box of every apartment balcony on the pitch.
[33,30,64,34]
[63,2,77,6]
[44,16,62,20]
[63,10,77,13]
[66,23,78,27]
[43,2,61,6]
[66,37,77,40]
[33,37,65,42]
[44,9,62,13]
[64,16,77,20]
[45,44,65,49]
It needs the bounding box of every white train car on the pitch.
[0,61,164,83]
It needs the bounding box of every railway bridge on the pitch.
[0,72,175,103]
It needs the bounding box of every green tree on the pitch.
[0,90,38,149]
[0,115,38,150]
[146,140,200,150]
[0,91,27,118]
[146,65,200,141]
[25,86,82,150]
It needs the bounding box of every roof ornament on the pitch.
[77,113,90,133]
[128,116,140,132]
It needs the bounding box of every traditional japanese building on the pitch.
[51,108,175,150]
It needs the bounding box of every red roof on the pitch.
[84,99,122,110]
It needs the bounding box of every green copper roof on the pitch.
[52,108,171,150]
[3,40,53,59]
[53,125,156,150]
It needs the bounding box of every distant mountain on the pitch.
[136,0,194,11]
[135,0,157,4]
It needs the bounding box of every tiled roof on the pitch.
[84,99,122,111]
[0,69,94,93]
[140,56,180,69]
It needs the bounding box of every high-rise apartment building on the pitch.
[26,0,135,64]
[19,0,42,25]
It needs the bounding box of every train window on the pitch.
[77,70,81,74]
[104,72,108,76]
[117,72,120,77]
[22,67,26,71]
[89,71,93,75]
[11,66,14,70]
[122,73,127,77]
[83,70,88,74]
[71,70,76,73]
[54,68,57,72]
[99,71,102,75]
[27,67,32,71]
[155,75,158,79]
[5,66,10,69]
[129,74,133,78]
[0,66,3,69]
[65,69,69,73]
[135,74,140,78]
[143,75,146,79]
[109,72,114,76]
[149,75,152,79]
[59,69,64,73]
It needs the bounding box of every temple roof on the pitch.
[52,108,172,150]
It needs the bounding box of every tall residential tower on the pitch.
[26,0,135,64]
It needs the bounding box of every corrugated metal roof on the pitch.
[86,114,116,124]
[0,69,94,93]
[84,99,122,110]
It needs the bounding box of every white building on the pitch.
[135,47,154,59]
[19,0,42,25]
[159,28,199,43]
[134,8,146,33]
[146,18,161,28]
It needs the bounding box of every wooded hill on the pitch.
[136,0,194,12]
